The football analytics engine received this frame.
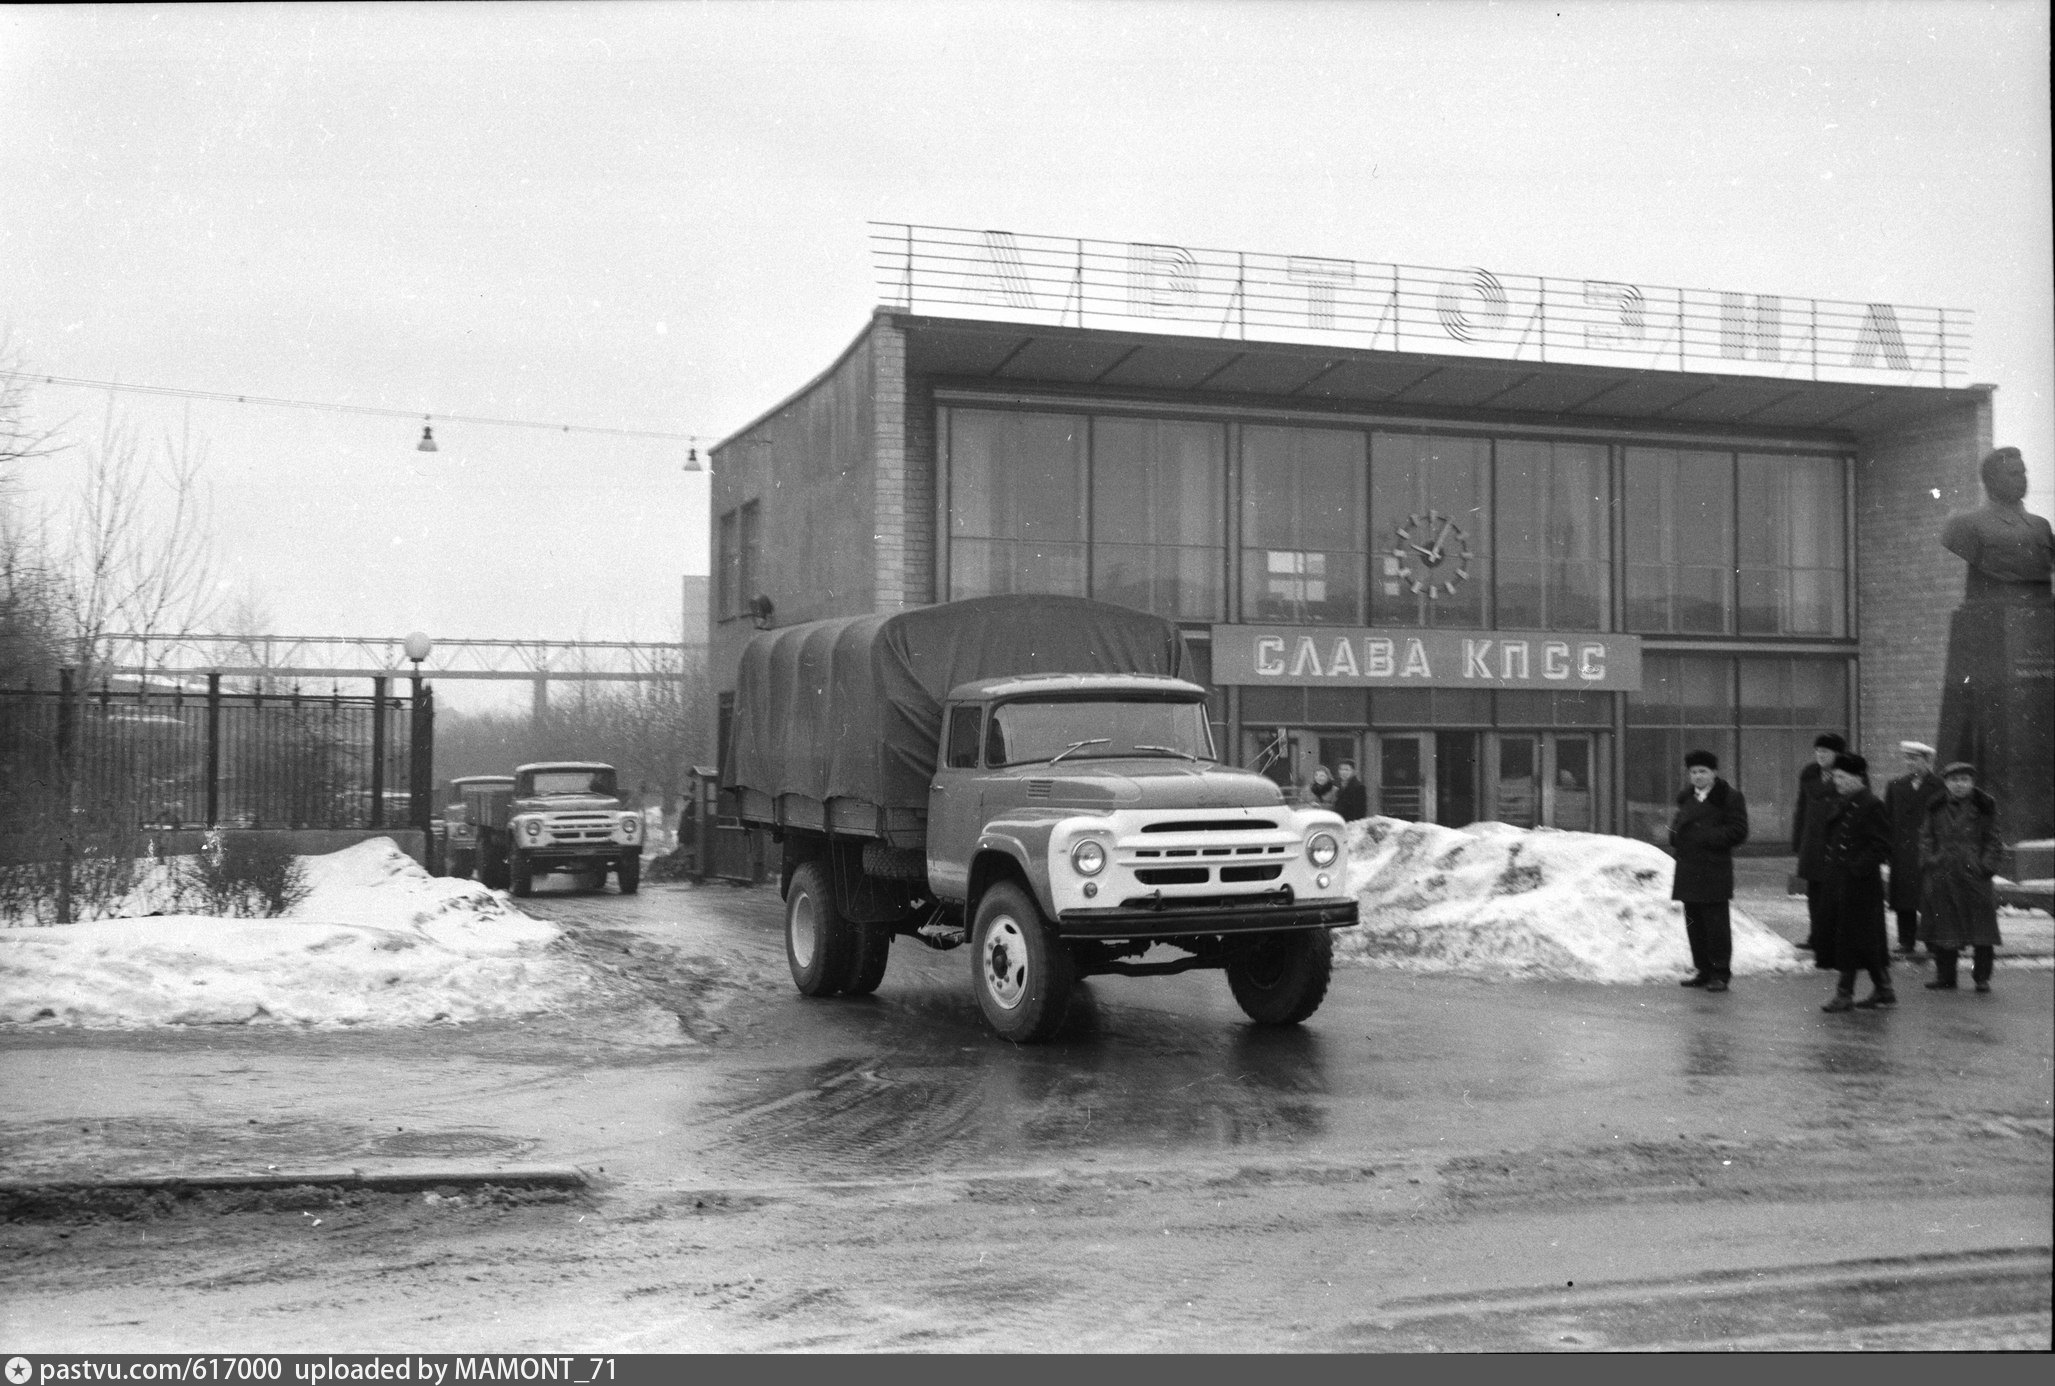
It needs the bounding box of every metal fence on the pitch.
[0,672,434,832]
[870,221,1973,387]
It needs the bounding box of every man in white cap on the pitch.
[1883,740,1946,958]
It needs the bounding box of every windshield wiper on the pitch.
[1046,738,1110,765]
[1133,744,1204,762]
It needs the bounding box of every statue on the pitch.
[1939,446,2054,605]
[1935,447,2054,844]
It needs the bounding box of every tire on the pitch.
[785,862,855,997]
[1225,929,1334,1025]
[617,851,641,895]
[510,848,534,898]
[841,923,891,996]
[970,882,1075,1043]
[450,849,476,882]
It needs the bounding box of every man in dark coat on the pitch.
[1883,740,1946,958]
[1669,749,1749,992]
[1334,759,1369,822]
[1920,762,2005,993]
[1820,752,1897,1012]
[1793,733,1847,969]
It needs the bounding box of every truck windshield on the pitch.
[522,769,617,796]
[985,698,1216,767]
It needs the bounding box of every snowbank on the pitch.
[0,840,592,1028]
[1336,816,1807,983]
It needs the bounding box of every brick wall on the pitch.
[1852,387,1994,765]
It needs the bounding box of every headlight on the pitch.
[1070,839,1106,876]
[621,815,641,836]
[1307,831,1340,868]
[522,818,542,840]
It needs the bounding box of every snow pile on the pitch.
[0,840,593,1028]
[1336,816,1807,983]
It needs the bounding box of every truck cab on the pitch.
[487,761,644,897]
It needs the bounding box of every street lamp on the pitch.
[402,632,434,842]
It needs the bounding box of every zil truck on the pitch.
[464,761,644,896]
[723,594,1358,1042]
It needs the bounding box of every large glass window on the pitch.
[1625,654,1735,842]
[948,410,1087,599]
[1625,448,1733,633]
[1737,656,1850,844]
[1738,454,1847,636]
[1240,426,1366,624]
[1370,433,1491,628]
[1495,440,1609,630]
[1092,418,1225,620]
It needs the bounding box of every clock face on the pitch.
[1389,510,1473,599]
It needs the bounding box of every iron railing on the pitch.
[0,672,433,832]
[870,222,1972,388]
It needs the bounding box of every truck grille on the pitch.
[546,813,617,843]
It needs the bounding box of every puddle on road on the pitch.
[694,1035,1333,1181]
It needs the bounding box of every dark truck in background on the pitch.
[724,595,1358,1042]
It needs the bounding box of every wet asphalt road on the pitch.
[3,876,2050,1350]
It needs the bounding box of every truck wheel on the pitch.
[450,850,476,881]
[617,851,641,895]
[840,924,891,997]
[1225,929,1333,1025]
[971,882,1074,1043]
[510,849,534,898]
[785,862,855,997]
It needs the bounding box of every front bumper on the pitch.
[1055,896,1357,940]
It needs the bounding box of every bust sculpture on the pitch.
[1940,447,2054,605]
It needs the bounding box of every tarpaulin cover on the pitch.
[725,595,1194,815]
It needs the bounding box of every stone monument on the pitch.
[1935,446,2054,845]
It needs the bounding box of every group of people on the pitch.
[1667,737,2006,1008]
[1303,761,1368,821]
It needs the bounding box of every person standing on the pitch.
[1820,752,1897,1012]
[1307,765,1338,809]
[1920,762,2005,994]
[1334,759,1369,822]
[1883,741,1946,959]
[1792,733,1847,969]
[1669,749,1750,993]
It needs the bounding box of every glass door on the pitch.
[1375,733,1430,821]
[1546,735,1597,831]
[1495,734,1541,828]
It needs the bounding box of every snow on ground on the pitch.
[1336,816,1808,983]
[0,840,594,1028]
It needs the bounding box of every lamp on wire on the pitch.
[416,419,437,453]
[683,446,701,472]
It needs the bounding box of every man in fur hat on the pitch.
[1883,741,1947,958]
[1820,752,1897,1012]
[1792,732,1848,968]
[1919,763,2005,993]
[1669,749,1749,992]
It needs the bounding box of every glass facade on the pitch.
[1626,653,1849,843]
[1240,426,1364,624]
[940,403,1854,834]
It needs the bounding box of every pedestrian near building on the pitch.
[1334,760,1368,822]
[1793,733,1848,969]
[1820,752,1897,1013]
[1669,749,1749,993]
[1920,762,2005,994]
[1883,740,1946,958]
[1307,765,1338,809]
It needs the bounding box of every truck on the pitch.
[440,774,515,880]
[724,594,1358,1043]
[468,761,644,897]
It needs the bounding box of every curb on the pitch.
[0,1164,590,1198]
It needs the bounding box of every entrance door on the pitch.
[1376,733,1430,821]
[1489,732,1602,830]
[1435,731,1480,827]
[1547,734,1596,831]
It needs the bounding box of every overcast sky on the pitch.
[4,0,2049,713]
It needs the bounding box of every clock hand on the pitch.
[1427,519,1454,563]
